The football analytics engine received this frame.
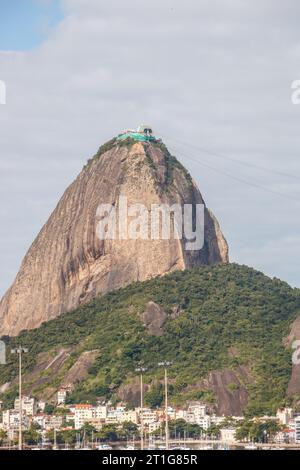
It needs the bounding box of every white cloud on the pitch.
[1,0,300,295]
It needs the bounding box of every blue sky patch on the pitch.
[0,0,64,51]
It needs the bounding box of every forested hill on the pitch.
[1,264,300,417]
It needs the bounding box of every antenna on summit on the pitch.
[117,124,160,142]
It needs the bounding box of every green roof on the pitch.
[117,132,156,142]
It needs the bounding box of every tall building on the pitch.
[57,388,68,405]
[295,416,300,443]
[176,403,211,430]
[14,396,37,416]
[74,404,94,429]
[94,405,108,420]
[2,409,29,431]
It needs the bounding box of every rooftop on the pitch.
[117,124,158,142]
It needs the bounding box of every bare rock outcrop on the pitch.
[286,315,300,397]
[117,379,150,407]
[0,139,228,336]
[141,301,167,336]
[61,350,99,389]
[186,366,252,416]
[204,367,250,416]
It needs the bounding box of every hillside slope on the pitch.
[1,264,300,416]
[0,138,228,336]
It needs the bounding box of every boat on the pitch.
[119,444,135,450]
[96,444,112,450]
[218,444,230,450]
[244,444,258,450]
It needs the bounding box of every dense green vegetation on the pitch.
[45,422,138,446]
[235,419,283,442]
[85,136,141,168]
[153,419,211,439]
[0,422,139,447]
[84,137,193,190]
[0,264,299,416]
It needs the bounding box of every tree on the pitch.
[44,404,55,415]
[81,423,96,439]
[53,407,70,416]
[46,430,64,445]
[205,424,221,439]
[154,419,203,439]
[120,421,138,439]
[0,429,7,446]
[23,426,41,445]
[235,420,252,441]
[235,419,283,443]
[97,424,118,442]
[1,264,299,416]
[144,383,164,408]
[60,430,77,446]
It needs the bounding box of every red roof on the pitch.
[75,404,93,409]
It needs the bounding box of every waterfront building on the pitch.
[220,427,237,443]
[295,416,300,443]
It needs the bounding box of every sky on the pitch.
[0,0,300,297]
[0,0,63,50]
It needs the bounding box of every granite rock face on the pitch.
[286,315,300,398]
[141,301,167,336]
[0,139,228,336]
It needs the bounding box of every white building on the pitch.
[2,409,29,431]
[65,413,75,424]
[74,404,94,429]
[295,416,300,443]
[176,409,194,422]
[211,415,226,426]
[189,403,207,420]
[176,403,213,429]
[139,408,158,425]
[105,405,138,424]
[14,396,37,416]
[276,408,293,426]
[148,421,161,433]
[196,415,212,430]
[119,410,138,424]
[220,427,237,443]
[94,405,108,420]
[57,388,68,405]
[32,414,46,429]
[177,403,212,430]
[46,415,64,431]
[37,400,46,412]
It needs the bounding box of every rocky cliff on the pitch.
[0,138,228,336]
[1,264,299,415]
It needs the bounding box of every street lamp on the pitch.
[11,346,28,450]
[158,361,172,450]
[135,366,147,450]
